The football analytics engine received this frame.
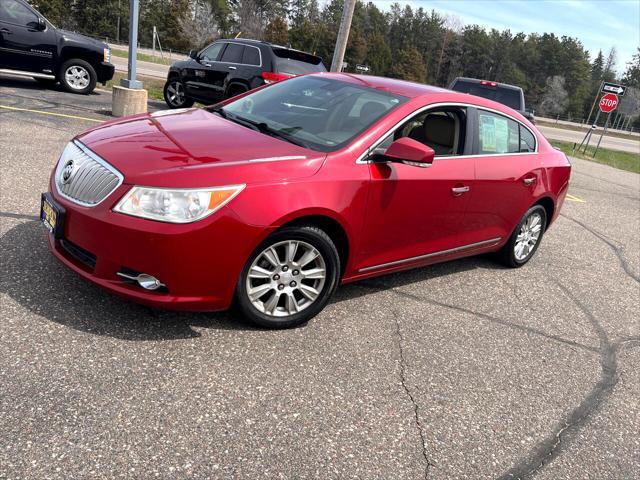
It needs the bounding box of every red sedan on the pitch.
[41,73,571,328]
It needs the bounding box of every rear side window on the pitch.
[0,0,38,26]
[477,111,520,154]
[242,46,261,66]
[520,126,536,152]
[220,43,244,63]
[272,48,326,75]
[452,80,523,111]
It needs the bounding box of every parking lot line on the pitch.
[0,104,103,123]
[566,194,586,203]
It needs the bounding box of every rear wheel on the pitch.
[164,79,194,108]
[225,84,247,99]
[235,226,340,329]
[499,205,547,267]
[59,59,96,94]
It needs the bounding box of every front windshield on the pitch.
[216,76,408,152]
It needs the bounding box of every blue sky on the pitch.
[372,0,640,73]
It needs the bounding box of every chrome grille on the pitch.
[55,141,123,206]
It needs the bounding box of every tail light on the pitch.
[480,80,497,87]
[262,72,293,84]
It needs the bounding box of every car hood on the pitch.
[58,29,106,50]
[76,108,327,187]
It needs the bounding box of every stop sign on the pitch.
[599,93,619,113]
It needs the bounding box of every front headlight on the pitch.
[104,48,111,63]
[113,185,245,223]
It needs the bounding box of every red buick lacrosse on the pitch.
[41,73,571,328]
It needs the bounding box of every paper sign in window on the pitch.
[479,113,509,153]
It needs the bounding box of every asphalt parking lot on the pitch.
[1,76,639,479]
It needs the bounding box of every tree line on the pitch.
[32,0,640,126]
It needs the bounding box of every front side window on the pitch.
[217,76,407,152]
[392,108,467,156]
[0,0,38,26]
[477,110,521,154]
[200,42,224,62]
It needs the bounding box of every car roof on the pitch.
[313,73,450,98]
[452,77,523,92]
[219,38,311,54]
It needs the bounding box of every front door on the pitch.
[358,107,478,272]
[0,0,55,73]
[185,41,226,103]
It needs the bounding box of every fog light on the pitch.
[117,271,165,290]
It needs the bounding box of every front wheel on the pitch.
[499,205,547,267]
[163,79,194,108]
[235,226,341,329]
[59,59,97,94]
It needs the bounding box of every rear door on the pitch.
[465,108,540,243]
[0,0,55,73]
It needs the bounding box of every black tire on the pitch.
[59,59,97,94]
[499,205,547,268]
[225,84,247,99]
[33,77,57,88]
[163,78,194,108]
[235,225,341,329]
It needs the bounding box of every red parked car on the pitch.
[41,73,571,328]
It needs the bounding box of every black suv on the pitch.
[164,39,326,108]
[0,0,114,94]
[449,77,535,123]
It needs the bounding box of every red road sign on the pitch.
[599,93,619,113]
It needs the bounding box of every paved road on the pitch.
[1,77,639,479]
[111,54,171,80]
[538,124,640,154]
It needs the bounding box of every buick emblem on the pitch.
[61,160,74,184]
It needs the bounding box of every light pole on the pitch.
[121,0,142,89]
[330,0,356,72]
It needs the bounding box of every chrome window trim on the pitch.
[54,140,124,208]
[215,42,263,68]
[356,102,538,164]
[358,237,503,273]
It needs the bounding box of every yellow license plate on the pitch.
[41,195,59,234]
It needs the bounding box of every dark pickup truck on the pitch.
[0,0,114,94]
[449,77,535,124]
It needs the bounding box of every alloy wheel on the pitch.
[245,240,327,317]
[166,81,185,106]
[64,66,90,90]
[514,212,542,261]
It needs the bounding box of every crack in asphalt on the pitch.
[497,278,618,479]
[572,171,639,191]
[358,283,599,355]
[561,213,639,284]
[391,308,434,479]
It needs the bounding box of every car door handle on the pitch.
[451,186,470,195]
[0,28,12,34]
[228,66,237,70]
[523,176,537,186]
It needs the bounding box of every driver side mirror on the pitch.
[188,49,199,60]
[377,137,435,167]
[37,17,46,31]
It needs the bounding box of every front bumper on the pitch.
[96,62,115,84]
[45,183,273,311]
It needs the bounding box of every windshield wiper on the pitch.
[210,106,228,119]
[233,115,311,149]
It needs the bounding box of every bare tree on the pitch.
[538,75,569,117]
[179,0,219,49]
[234,0,266,39]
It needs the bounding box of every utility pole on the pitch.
[116,0,121,44]
[330,0,356,72]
